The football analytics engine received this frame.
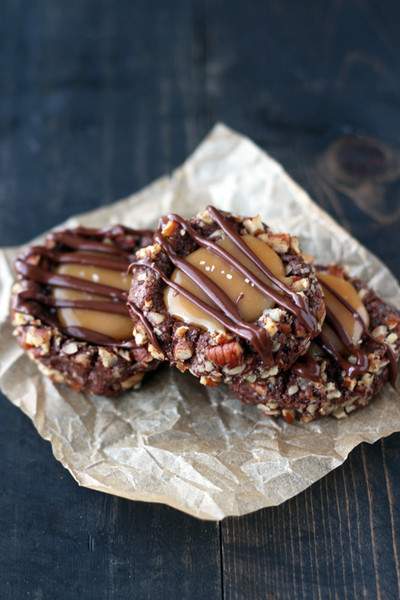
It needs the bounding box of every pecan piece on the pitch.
[161,219,179,237]
[282,409,295,424]
[258,232,290,253]
[205,341,243,368]
[174,341,193,361]
[199,376,219,387]
[277,322,291,335]
[327,266,344,279]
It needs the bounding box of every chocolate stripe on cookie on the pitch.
[131,257,274,366]
[320,276,398,387]
[131,206,322,367]
[12,226,152,347]
[291,271,398,387]
[159,209,318,336]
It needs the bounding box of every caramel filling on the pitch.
[317,272,369,347]
[290,267,398,385]
[53,261,133,341]
[164,235,287,331]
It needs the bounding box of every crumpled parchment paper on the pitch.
[1,124,399,520]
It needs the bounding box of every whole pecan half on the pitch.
[205,341,243,368]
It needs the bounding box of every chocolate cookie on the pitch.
[227,265,400,422]
[127,207,326,387]
[11,225,159,396]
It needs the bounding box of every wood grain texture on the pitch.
[204,0,400,274]
[0,0,209,244]
[208,1,400,598]
[0,1,220,599]
[0,397,222,600]
[0,0,400,599]
[222,438,400,600]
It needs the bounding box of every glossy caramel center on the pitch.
[317,272,369,347]
[53,261,133,341]
[164,235,286,331]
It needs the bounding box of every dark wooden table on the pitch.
[1,1,400,598]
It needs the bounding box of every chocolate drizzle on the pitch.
[321,277,398,387]
[207,207,319,336]
[291,274,398,387]
[133,254,275,365]
[13,226,151,347]
[292,353,321,380]
[129,209,398,390]
[130,207,321,367]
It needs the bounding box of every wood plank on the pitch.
[1,0,400,598]
[207,0,400,598]
[221,438,400,600]
[0,394,222,600]
[0,0,208,246]
[203,0,400,274]
[0,1,221,598]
